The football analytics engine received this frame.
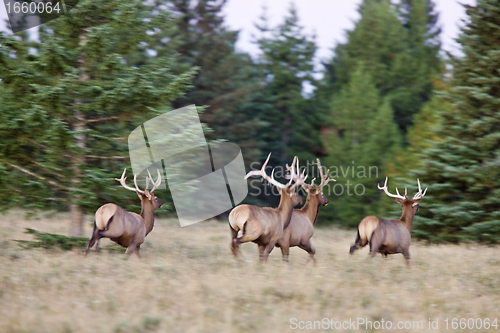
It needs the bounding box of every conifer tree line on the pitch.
[0,0,498,243]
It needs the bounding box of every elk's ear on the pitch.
[395,198,404,205]
[411,199,421,207]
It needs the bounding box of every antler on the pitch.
[245,153,288,189]
[412,178,427,200]
[286,156,307,192]
[146,169,162,193]
[315,158,336,189]
[116,168,162,196]
[377,177,407,200]
[246,153,307,191]
[283,156,298,188]
[308,178,317,187]
[116,168,146,195]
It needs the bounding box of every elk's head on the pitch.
[299,158,335,206]
[378,177,427,214]
[116,169,164,210]
[245,153,306,205]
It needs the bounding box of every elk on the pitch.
[229,153,305,262]
[275,158,335,265]
[349,177,427,266]
[84,169,163,257]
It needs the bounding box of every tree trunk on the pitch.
[69,31,89,237]
[69,202,84,237]
[69,109,86,237]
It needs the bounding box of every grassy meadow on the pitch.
[0,210,499,332]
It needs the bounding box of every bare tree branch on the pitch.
[5,162,67,190]
[85,116,119,124]
[28,195,68,202]
[32,161,63,172]
[85,155,128,160]
[28,138,49,149]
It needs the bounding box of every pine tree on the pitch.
[391,0,441,130]
[0,0,194,236]
[319,65,401,227]
[323,0,441,132]
[328,0,404,95]
[388,93,450,177]
[412,0,500,243]
[168,0,268,165]
[255,4,322,166]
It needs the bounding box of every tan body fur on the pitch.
[84,169,163,257]
[352,216,380,249]
[93,203,147,250]
[369,219,411,257]
[229,192,301,262]
[229,153,305,262]
[276,188,328,264]
[349,178,427,266]
[350,205,418,266]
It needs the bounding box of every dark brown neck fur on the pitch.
[140,197,155,236]
[276,190,295,228]
[300,194,321,225]
[399,205,416,233]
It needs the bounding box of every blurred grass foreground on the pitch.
[1,210,499,332]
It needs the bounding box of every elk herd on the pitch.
[85,153,427,266]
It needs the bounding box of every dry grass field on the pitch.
[0,210,499,333]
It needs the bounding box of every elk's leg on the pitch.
[299,241,317,266]
[349,229,364,254]
[232,223,260,259]
[276,239,289,262]
[125,243,138,256]
[280,245,290,262]
[84,223,102,256]
[258,244,265,261]
[232,234,257,260]
[234,233,258,254]
[402,249,410,267]
[135,245,141,258]
[261,241,277,262]
[229,227,240,258]
[368,228,384,258]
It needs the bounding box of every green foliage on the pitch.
[16,228,88,250]
[0,0,195,235]
[317,0,444,226]
[319,65,402,226]
[389,93,450,176]
[255,4,323,166]
[169,0,268,166]
[323,0,441,132]
[412,0,500,243]
[15,228,125,252]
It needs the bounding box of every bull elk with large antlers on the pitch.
[84,169,163,257]
[229,153,305,262]
[349,178,427,266]
[276,158,335,264]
